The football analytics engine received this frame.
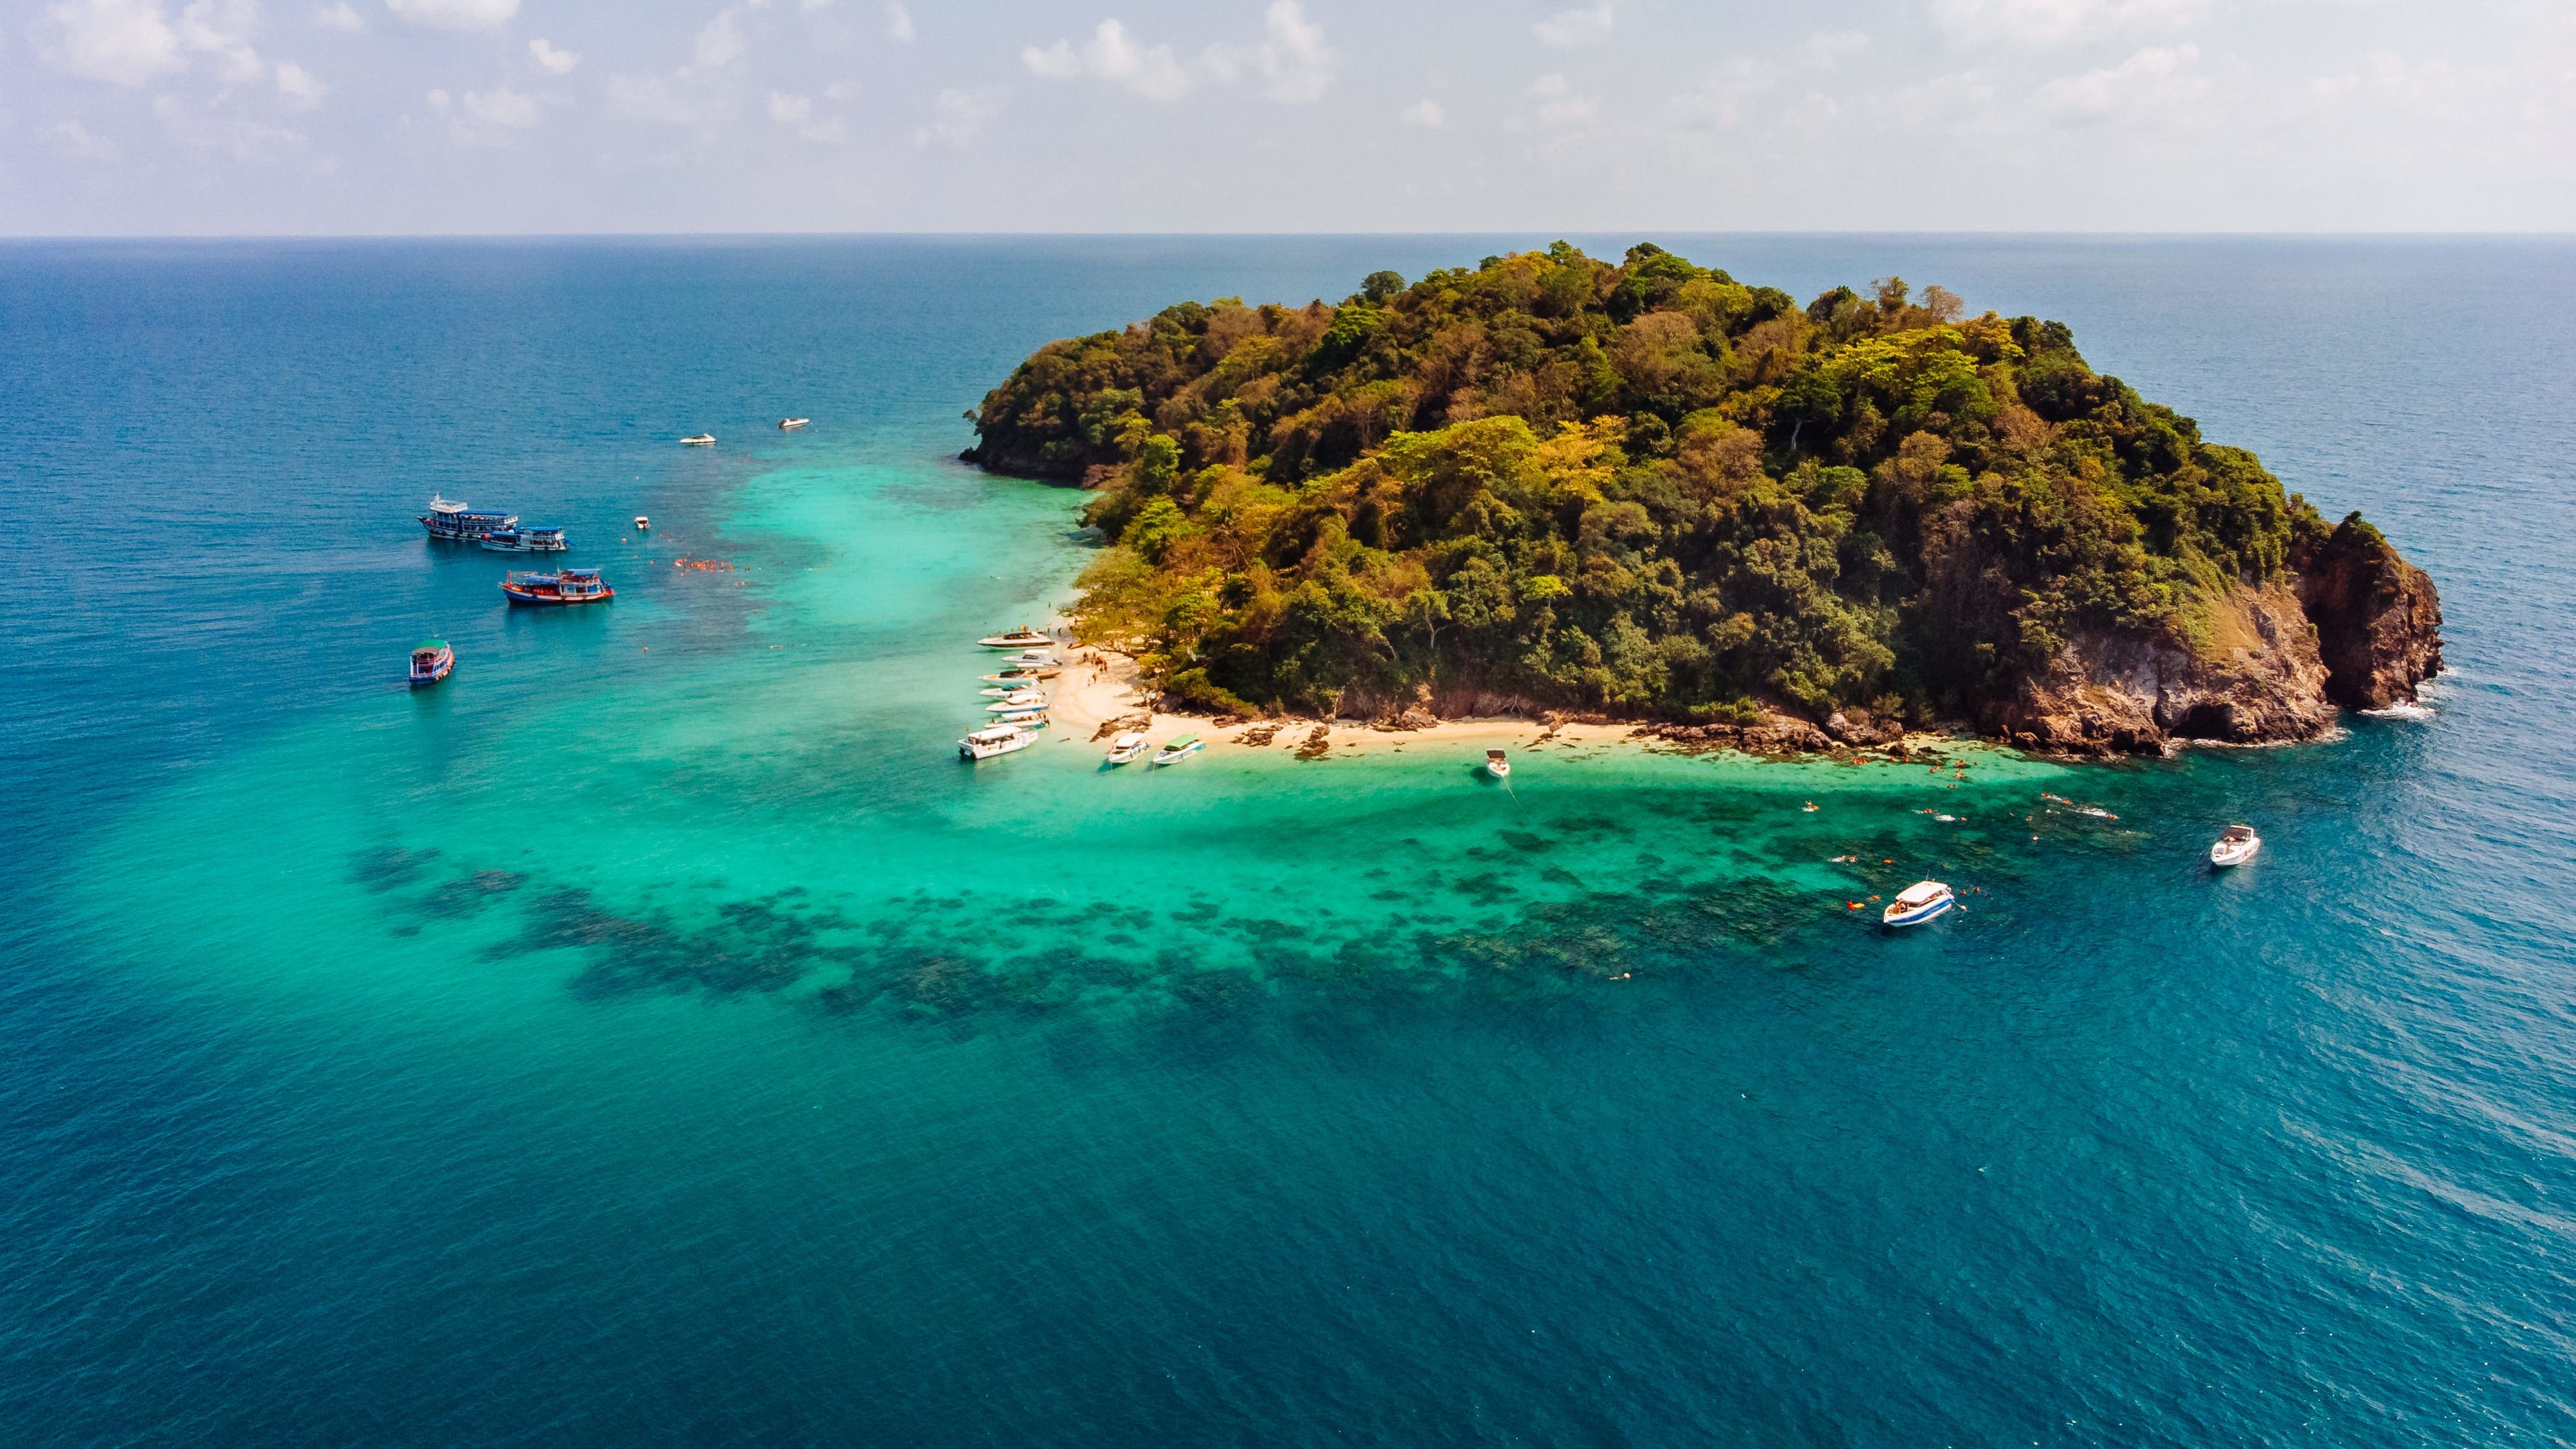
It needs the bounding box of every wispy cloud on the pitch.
[529,38,580,76]
[1023,3,1334,105]
[1931,0,2200,48]
[310,2,363,33]
[914,85,1003,148]
[1535,2,1613,49]
[885,3,913,42]
[1401,97,1445,128]
[384,0,520,33]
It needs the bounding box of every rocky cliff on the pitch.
[2293,512,2447,711]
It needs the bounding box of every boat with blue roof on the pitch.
[501,568,612,605]
[421,494,516,541]
[479,525,566,553]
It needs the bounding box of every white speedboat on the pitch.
[981,669,1059,684]
[1000,651,1055,667]
[2210,824,2261,868]
[681,433,715,447]
[1882,881,1955,928]
[985,692,1046,712]
[959,724,1033,761]
[978,629,1055,649]
[1105,731,1150,765]
[634,515,650,531]
[1151,735,1203,766]
[1485,749,1510,779]
[779,417,810,430]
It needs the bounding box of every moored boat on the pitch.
[2210,824,2261,868]
[1882,881,1955,928]
[978,627,1055,649]
[479,525,568,553]
[959,724,1034,761]
[1150,735,1203,766]
[1105,731,1150,765]
[421,494,517,541]
[779,417,810,430]
[985,692,1046,712]
[634,515,650,531]
[980,669,1060,684]
[1486,749,1510,779]
[1000,650,1055,667]
[681,433,715,447]
[500,567,613,605]
[409,638,453,686]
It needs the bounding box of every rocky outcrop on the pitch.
[1637,711,1835,756]
[2291,513,2445,710]
[1990,581,2339,757]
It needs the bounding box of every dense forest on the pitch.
[966,243,2402,734]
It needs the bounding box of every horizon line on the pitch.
[4,229,2574,244]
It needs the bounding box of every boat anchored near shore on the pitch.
[479,525,567,553]
[1882,881,1956,928]
[978,627,1055,649]
[2210,824,2261,868]
[959,724,1034,761]
[421,494,516,541]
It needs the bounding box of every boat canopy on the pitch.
[1892,881,1949,908]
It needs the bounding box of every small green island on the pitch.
[967,244,2440,755]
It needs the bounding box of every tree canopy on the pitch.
[969,241,2329,722]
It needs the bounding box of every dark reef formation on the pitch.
[968,243,2440,756]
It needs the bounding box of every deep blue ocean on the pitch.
[2,235,2571,1446]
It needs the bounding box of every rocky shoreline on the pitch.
[1124,511,2442,763]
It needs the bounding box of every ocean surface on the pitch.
[1,235,2570,1446]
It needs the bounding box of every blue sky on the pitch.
[5,0,2571,234]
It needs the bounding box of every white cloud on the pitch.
[914,85,1002,148]
[1024,20,1191,101]
[43,0,185,86]
[693,9,746,67]
[1802,30,1869,68]
[461,85,537,127]
[177,0,264,85]
[1206,1,1335,103]
[425,86,449,111]
[2037,42,2207,124]
[1931,0,2200,48]
[1669,58,1774,129]
[1025,5,1334,105]
[885,2,912,41]
[311,1,363,31]
[384,0,519,32]
[767,89,847,142]
[154,92,306,159]
[273,58,325,106]
[52,118,123,159]
[529,37,578,74]
[1534,2,1612,49]
[1401,97,1444,127]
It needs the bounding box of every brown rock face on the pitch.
[1990,582,2339,757]
[2291,514,2445,710]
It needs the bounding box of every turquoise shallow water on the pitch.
[3,237,2572,1445]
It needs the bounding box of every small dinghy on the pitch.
[778,417,810,430]
[681,433,715,447]
[1882,880,1955,928]
[978,628,1055,649]
[1151,735,1203,766]
[1485,749,1510,779]
[1104,731,1150,765]
[409,638,453,686]
[2210,824,2261,868]
[959,724,1034,761]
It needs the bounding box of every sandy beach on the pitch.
[1035,644,1639,761]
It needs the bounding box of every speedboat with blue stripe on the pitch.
[1882,881,1955,928]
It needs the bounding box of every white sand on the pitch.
[1038,646,1639,760]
